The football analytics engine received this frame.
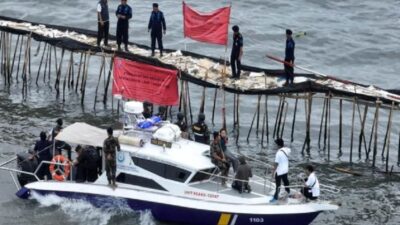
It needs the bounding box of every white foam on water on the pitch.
[30,191,133,225]
[139,210,156,225]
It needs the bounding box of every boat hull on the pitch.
[28,188,321,225]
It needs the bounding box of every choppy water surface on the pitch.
[1,0,400,224]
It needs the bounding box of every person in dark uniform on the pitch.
[73,145,99,183]
[174,112,187,132]
[51,118,72,161]
[230,25,243,79]
[142,101,153,119]
[232,156,253,193]
[210,131,229,186]
[103,127,121,187]
[73,145,87,183]
[97,0,109,47]
[155,106,167,120]
[284,29,295,86]
[115,0,132,51]
[148,3,166,57]
[191,113,210,144]
[33,131,52,180]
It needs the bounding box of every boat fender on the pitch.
[118,135,144,147]
[49,155,71,181]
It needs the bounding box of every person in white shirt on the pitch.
[301,165,320,200]
[270,138,291,203]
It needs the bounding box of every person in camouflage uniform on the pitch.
[103,127,121,186]
[210,131,229,186]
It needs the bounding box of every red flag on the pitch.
[112,57,179,106]
[183,1,231,45]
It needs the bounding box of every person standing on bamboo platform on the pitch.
[230,25,243,79]
[116,0,132,51]
[284,29,295,86]
[97,0,109,47]
[148,3,166,57]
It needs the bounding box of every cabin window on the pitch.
[132,156,191,182]
[116,173,167,191]
[189,168,216,183]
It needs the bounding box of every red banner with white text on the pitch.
[183,1,231,45]
[112,57,179,106]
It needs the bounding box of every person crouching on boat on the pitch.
[232,156,252,193]
[270,138,291,203]
[210,131,229,187]
[103,127,121,187]
[301,165,320,201]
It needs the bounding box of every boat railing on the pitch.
[0,155,74,190]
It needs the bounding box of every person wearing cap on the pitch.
[230,25,243,79]
[174,112,187,132]
[34,131,52,180]
[51,118,72,161]
[232,156,253,193]
[97,0,110,47]
[301,165,320,201]
[284,29,295,86]
[148,3,166,57]
[210,131,229,186]
[270,138,291,203]
[103,127,121,187]
[191,113,210,144]
[116,0,132,51]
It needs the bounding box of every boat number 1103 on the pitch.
[249,217,264,223]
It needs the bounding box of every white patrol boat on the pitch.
[1,101,339,225]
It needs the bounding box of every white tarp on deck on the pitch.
[55,122,107,148]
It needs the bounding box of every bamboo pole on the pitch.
[75,52,84,92]
[338,99,343,156]
[81,52,90,105]
[186,81,193,125]
[349,97,356,165]
[372,99,381,168]
[55,48,65,97]
[280,100,288,139]
[265,95,269,144]
[367,110,377,160]
[103,55,114,104]
[247,107,258,143]
[67,51,73,89]
[211,88,218,125]
[318,97,327,149]
[256,95,261,136]
[233,94,237,127]
[382,102,394,160]
[291,94,298,143]
[36,43,47,85]
[302,93,312,155]
[358,104,368,159]
[273,95,283,139]
[16,35,24,83]
[94,55,106,109]
[327,93,331,161]
[385,102,394,173]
